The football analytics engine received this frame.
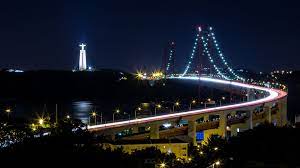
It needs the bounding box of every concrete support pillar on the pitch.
[218,113,227,138]
[278,98,288,126]
[188,119,197,146]
[247,89,255,102]
[150,123,159,139]
[247,88,251,102]
[267,106,272,123]
[247,110,253,129]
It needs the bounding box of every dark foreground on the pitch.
[0,119,299,168]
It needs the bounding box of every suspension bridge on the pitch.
[88,26,288,146]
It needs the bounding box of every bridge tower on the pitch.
[181,26,244,81]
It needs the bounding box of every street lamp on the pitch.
[208,160,221,168]
[66,115,70,119]
[155,104,161,116]
[159,162,166,168]
[92,111,97,125]
[113,109,120,122]
[100,112,103,124]
[212,161,220,168]
[5,108,11,120]
[173,101,180,112]
[123,112,131,120]
[134,107,141,119]
[220,96,225,106]
[38,118,44,125]
[189,99,196,110]
[205,98,211,108]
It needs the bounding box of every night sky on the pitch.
[0,0,299,72]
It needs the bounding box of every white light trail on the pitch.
[88,77,287,131]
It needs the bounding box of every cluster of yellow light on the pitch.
[159,162,166,168]
[135,71,144,79]
[39,118,44,125]
[151,70,164,78]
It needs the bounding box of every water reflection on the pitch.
[72,101,93,124]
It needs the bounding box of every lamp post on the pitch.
[38,118,44,126]
[92,111,97,125]
[205,98,211,108]
[173,101,180,112]
[124,112,131,120]
[208,161,220,168]
[189,100,196,110]
[113,109,120,122]
[159,162,166,168]
[134,107,141,119]
[155,104,161,116]
[220,96,225,106]
[5,108,11,121]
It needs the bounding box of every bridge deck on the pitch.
[88,77,287,132]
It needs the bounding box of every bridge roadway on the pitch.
[88,77,287,134]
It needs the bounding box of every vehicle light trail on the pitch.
[88,77,287,131]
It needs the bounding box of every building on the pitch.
[101,139,188,160]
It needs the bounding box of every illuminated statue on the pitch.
[79,43,87,71]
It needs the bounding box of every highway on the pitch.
[88,76,287,131]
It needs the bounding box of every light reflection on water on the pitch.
[72,101,94,124]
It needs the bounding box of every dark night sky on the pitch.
[0,0,299,72]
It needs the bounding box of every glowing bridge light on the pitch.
[198,26,202,32]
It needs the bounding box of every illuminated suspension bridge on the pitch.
[163,26,244,80]
[88,26,287,145]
